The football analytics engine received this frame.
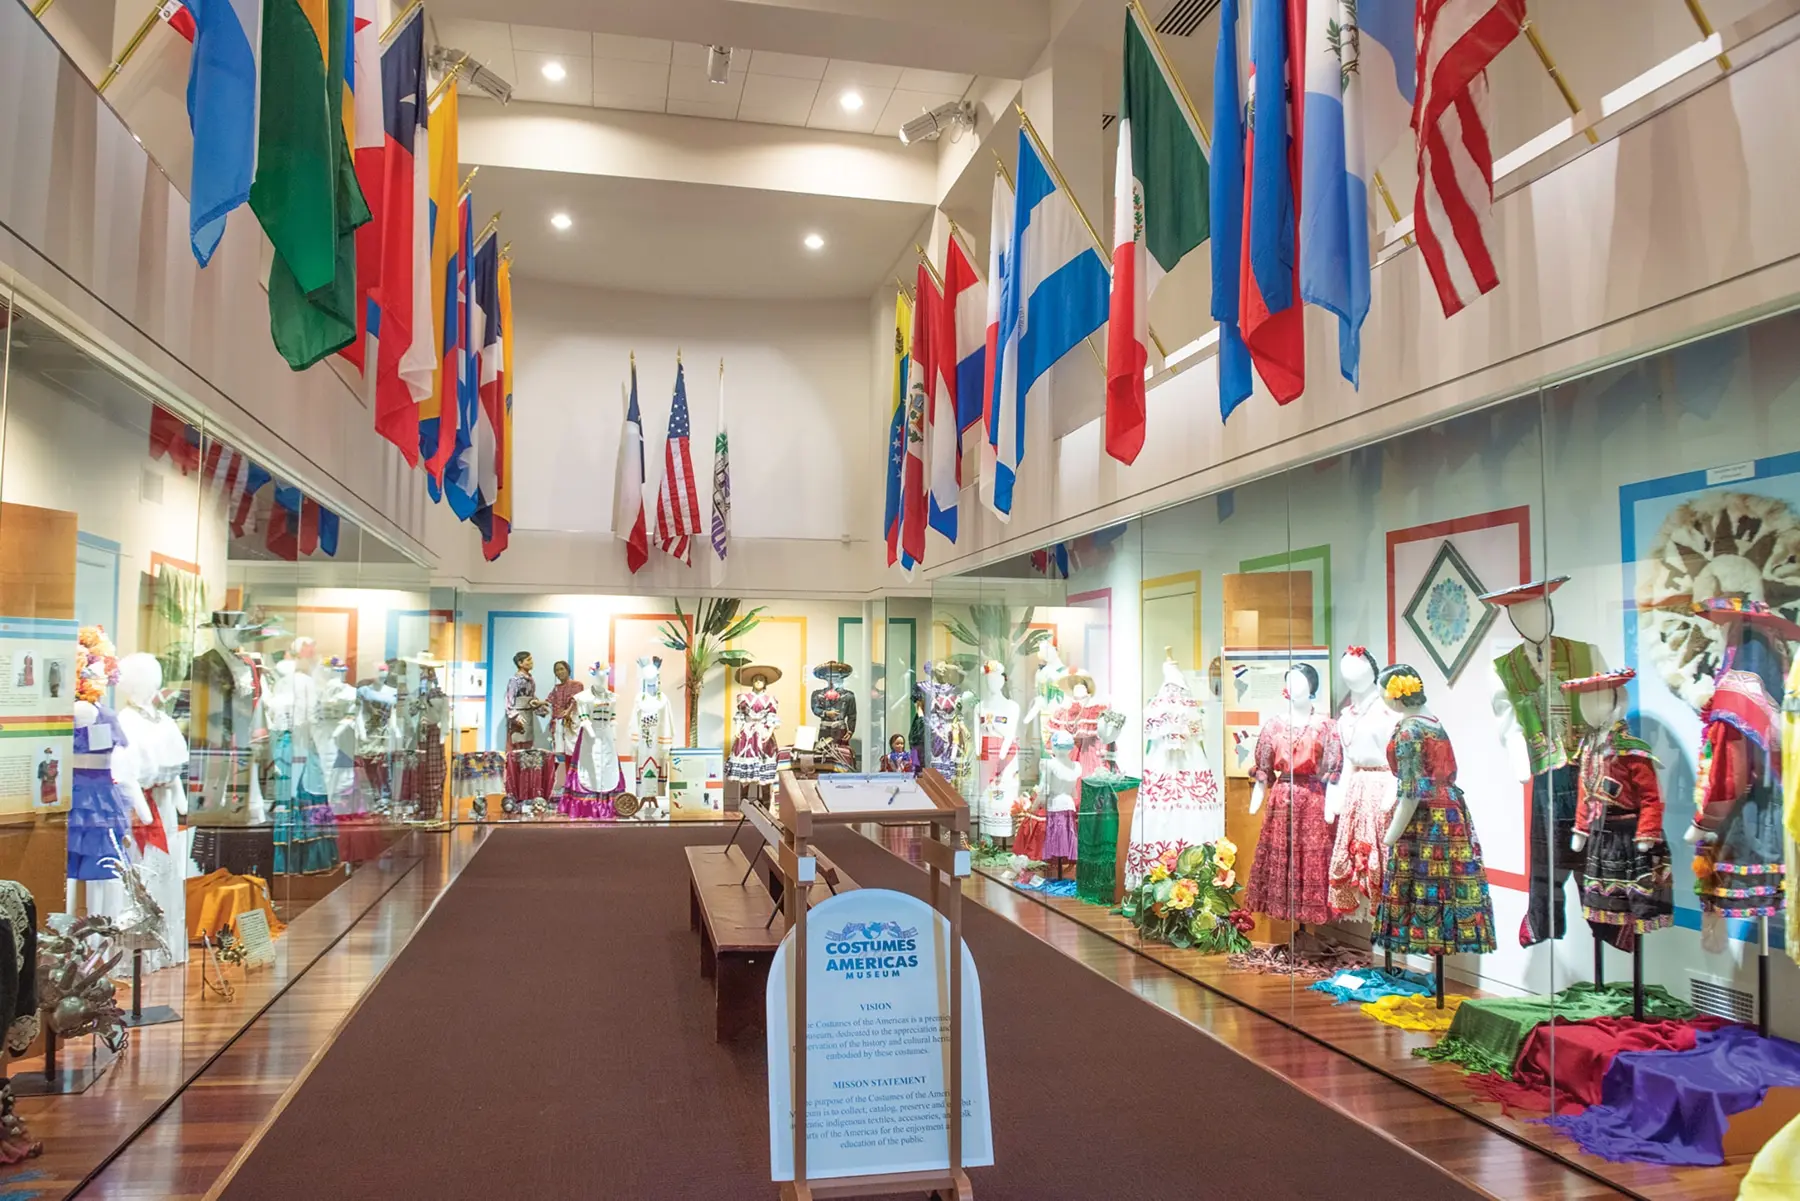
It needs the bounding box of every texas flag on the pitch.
[372,6,429,464]
[614,359,650,574]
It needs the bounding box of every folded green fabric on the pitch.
[1414,982,1696,1078]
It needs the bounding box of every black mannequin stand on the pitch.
[11,1023,119,1097]
[122,950,180,1028]
[1434,953,1446,1010]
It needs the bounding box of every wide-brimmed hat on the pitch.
[1692,594,1800,643]
[929,660,965,684]
[813,660,852,681]
[736,663,782,687]
[1063,671,1096,696]
[209,610,247,628]
[1477,576,1569,607]
[1560,667,1637,694]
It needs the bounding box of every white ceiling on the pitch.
[432,18,973,133]
[468,166,932,299]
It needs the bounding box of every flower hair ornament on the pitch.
[75,627,120,705]
[1345,645,1367,658]
[1384,671,1424,702]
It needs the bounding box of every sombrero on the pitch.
[1560,667,1636,694]
[1063,671,1097,696]
[813,660,852,681]
[735,663,782,687]
[1692,594,1800,643]
[1477,576,1569,607]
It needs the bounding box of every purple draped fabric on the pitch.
[1544,1025,1800,1165]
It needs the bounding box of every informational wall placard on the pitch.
[0,616,78,816]
[667,747,723,820]
[766,888,993,1182]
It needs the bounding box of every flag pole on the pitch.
[1520,19,1598,145]
[893,276,914,304]
[430,55,472,105]
[1015,103,1168,359]
[458,166,481,197]
[1126,0,1211,148]
[992,152,1015,191]
[97,0,171,94]
[380,0,424,44]
[1682,0,1733,70]
[914,244,945,289]
[477,210,503,243]
[29,0,59,18]
[946,217,983,285]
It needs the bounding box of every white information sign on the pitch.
[766,888,993,1182]
[812,773,935,814]
[233,909,277,967]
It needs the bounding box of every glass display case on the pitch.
[931,308,1800,1192]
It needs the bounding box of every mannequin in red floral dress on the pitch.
[1246,664,1343,925]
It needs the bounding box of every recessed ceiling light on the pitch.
[541,60,566,82]
[550,212,573,231]
[803,233,825,251]
[838,89,863,113]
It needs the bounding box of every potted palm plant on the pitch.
[659,598,766,742]
[935,604,1051,675]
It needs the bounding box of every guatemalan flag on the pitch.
[373,6,430,464]
[182,0,261,266]
[979,173,1012,517]
[1301,0,1414,387]
[988,126,1109,521]
[614,359,650,575]
[1210,0,1253,420]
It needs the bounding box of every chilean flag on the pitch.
[901,263,935,568]
[341,0,383,371]
[372,6,429,464]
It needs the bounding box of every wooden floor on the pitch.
[0,823,1753,1200]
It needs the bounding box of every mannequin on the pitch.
[545,660,584,798]
[355,663,401,811]
[1059,672,1108,777]
[268,652,339,874]
[188,611,264,824]
[1037,731,1082,877]
[502,651,551,814]
[1562,669,1671,966]
[1127,650,1223,886]
[975,661,1021,847]
[1021,643,1070,749]
[1245,664,1343,925]
[633,656,674,814]
[916,660,970,781]
[808,661,857,772]
[879,733,920,774]
[1326,647,1401,918]
[115,654,189,970]
[1480,576,1605,948]
[559,663,623,819]
[317,658,361,815]
[68,628,148,920]
[727,664,783,797]
[407,655,451,821]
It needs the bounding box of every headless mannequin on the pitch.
[1325,654,1392,821]
[115,653,189,969]
[975,665,1021,848]
[204,619,266,824]
[1021,644,1069,742]
[634,658,673,817]
[1038,738,1081,878]
[1249,668,1323,816]
[1571,685,1653,996]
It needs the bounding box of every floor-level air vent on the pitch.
[1154,0,1222,38]
[1688,972,1755,1023]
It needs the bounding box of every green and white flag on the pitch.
[709,360,730,586]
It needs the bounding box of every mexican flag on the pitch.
[1105,4,1210,466]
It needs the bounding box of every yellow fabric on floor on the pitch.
[1361,992,1469,1033]
[1740,1112,1800,1200]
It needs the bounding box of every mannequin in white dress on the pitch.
[317,660,361,815]
[633,656,674,818]
[114,653,189,969]
[1326,648,1401,918]
[1038,731,1082,876]
[975,660,1021,846]
[1127,651,1224,886]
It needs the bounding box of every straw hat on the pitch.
[1560,667,1637,694]
[736,663,782,687]
[1477,576,1569,607]
[1063,670,1097,696]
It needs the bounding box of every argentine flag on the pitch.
[988,126,1110,521]
[1300,0,1415,387]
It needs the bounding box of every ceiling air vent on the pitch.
[1688,972,1755,1024]
[1154,0,1221,38]
[1101,113,1116,130]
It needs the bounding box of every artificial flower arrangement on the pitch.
[74,626,119,705]
[1119,838,1255,954]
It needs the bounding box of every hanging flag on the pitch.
[148,405,203,473]
[979,173,1012,517]
[884,289,912,569]
[1239,0,1306,404]
[182,0,261,266]
[1301,0,1414,386]
[614,360,651,575]
[443,196,481,519]
[266,483,301,560]
[371,6,428,463]
[202,442,270,537]
[298,497,321,556]
[251,0,369,369]
[709,362,731,585]
[480,251,514,561]
[1415,0,1526,317]
[465,234,502,521]
[1211,0,1253,421]
[102,1,200,171]
[943,232,987,435]
[991,125,1110,521]
[925,243,972,545]
[902,263,934,566]
[1106,4,1210,466]
[420,85,460,492]
[340,0,382,371]
[654,361,702,565]
[317,505,340,556]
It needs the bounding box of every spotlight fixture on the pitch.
[803,233,825,251]
[838,89,863,113]
[429,45,512,104]
[707,44,733,85]
[551,212,573,231]
[898,99,975,146]
[541,60,566,82]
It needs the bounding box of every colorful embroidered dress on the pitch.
[1245,712,1343,924]
[727,688,780,786]
[1573,721,1672,948]
[1372,714,1497,955]
[1693,668,1787,918]
[1126,680,1223,886]
[1327,688,1400,917]
[917,670,962,778]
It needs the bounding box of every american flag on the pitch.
[655,361,702,564]
[1413,0,1525,317]
[201,442,269,537]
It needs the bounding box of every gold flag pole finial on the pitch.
[1520,19,1598,145]
[30,0,60,19]
[458,166,481,197]
[380,0,423,44]
[477,210,503,242]
[677,347,683,365]
[429,55,471,106]
[630,350,636,365]
[1682,0,1733,71]
[914,244,945,289]
[893,276,914,303]
[992,150,1015,190]
[1014,102,1167,360]
[98,0,171,94]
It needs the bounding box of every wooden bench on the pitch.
[685,843,856,1042]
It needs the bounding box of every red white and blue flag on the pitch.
[342,0,383,371]
[615,360,650,574]
[372,5,429,463]
[201,442,269,537]
[654,362,702,564]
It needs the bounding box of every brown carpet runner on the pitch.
[216,826,1485,1199]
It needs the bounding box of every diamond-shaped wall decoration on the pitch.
[1402,540,1499,685]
